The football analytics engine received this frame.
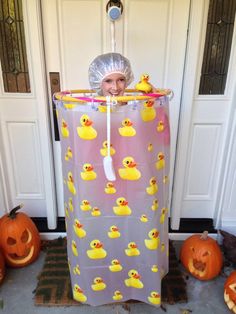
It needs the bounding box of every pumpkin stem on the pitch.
[200,230,209,240]
[8,204,24,219]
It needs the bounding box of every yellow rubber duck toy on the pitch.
[100,140,116,156]
[91,207,101,217]
[104,182,116,194]
[80,200,91,211]
[77,114,97,140]
[87,239,107,259]
[144,228,160,250]
[118,118,136,137]
[71,240,78,256]
[113,197,132,216]
[73,219,86,238]
[109,259,123,272]
[157,120,164,132]
[140,214,148,222]
[140,100,156,122]
[73,284,87,303]
[151,265,158,273]
[125,269,144,289]
[67,172,76,195]
[112,290,123,301]
[80,163,97,180]
[108,225,121,238]
[118,156,141,180]
[146,177,158,195]
[68,197,74,212]
[151,199,159,211]
[148,291,161,305]
[156,152,165,170]
[61,119,69,138]
[160,207,168,224]
[125,242,140,256]
[91,277,106,291]
[135,74,152,93]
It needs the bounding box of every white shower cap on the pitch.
[88,52,134,95]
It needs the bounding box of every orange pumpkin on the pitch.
[0,204,41,268]
[224,271,236,312]
[180,231,223,280]
[0,250,5,284]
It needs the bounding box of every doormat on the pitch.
[34,237,187,306]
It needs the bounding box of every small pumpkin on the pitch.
[0,250,5,284]
[180,231,223,280]
[224,271,236,313]
[0,204,41,268]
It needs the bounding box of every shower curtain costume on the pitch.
[55,53,171,307]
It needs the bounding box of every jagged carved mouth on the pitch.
[188,258,207,278]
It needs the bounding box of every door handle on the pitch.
[49,72,61,141]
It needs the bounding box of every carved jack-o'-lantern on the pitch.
[180,231,223,280]
[0,250,5,284]
[0,204,41,268]
[224,271,236,313]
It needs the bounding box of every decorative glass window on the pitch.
[199,0,236,95]
[0,0,30,93]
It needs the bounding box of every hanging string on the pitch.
[111,20,116,52]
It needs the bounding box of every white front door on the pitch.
[41,0,191,220]
[0,0,56,227]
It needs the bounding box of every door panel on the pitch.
[0,0,56,227]
[42,0,190,218]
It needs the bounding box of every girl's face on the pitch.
[101,73,126,96]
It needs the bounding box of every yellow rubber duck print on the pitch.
[160,207,168,224]
[65,146,73,161]
[91,207,101,216]
[118,118,136,137]
[73,264,80,275]
[112,290,123,301]
[146,177,158,195]
[104,182,116,194]
[151,265,158,273]
[61,119,69,138]
[140,214,148,222]
[87,239,107,259]
[125,242,140,256]
[100,140,116,156]
[156,152,165,170]
[68,197,74,212]
[140,100,156,122]
[80,200,91,211]
[80,163,97,180]
[151,199,159,211]
[148,291,161,305]
[113,197,132,216]
[144,228,160,250]
[135,74,152,93]
[64,202,69,218]
[148,143,153,152]
[125,269,144,289]
[73,219,86,238]
[67,172,76,195]
[72,240,78,256]
[73,284,87,303]
[157,120,164,132]
[108,225,121,238]
[118,156,141,180]
[109,259,123,272]
[91,277,106,291]
[77,114,97,140]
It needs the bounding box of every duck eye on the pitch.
[83,118,86,122]
[126,160,129,164]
